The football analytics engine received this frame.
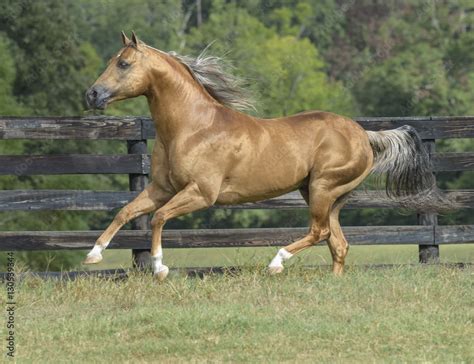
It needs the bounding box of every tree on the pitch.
[76,0,184,58]
[355,44,450,116]
[0,34,26,116]
[185,2,354,117]
[0,0,100,115]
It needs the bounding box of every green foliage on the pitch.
[356,44,450,116]
[0,34,26,115]
[185,2,354,117]
[347,2,474,116]
[76,0,183,58]
[249,35,353,116]
[249,0,348,54]
[0,0,99,115]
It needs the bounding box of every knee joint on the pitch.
[115,207,131,226]
[335,246,347,258]
[151,211,166,228]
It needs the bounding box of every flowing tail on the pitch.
[366,125,456,212]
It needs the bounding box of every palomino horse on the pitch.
[85,32,448,280]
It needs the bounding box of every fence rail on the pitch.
[0,225,471,251]
[0,189,473,211]
[1,116,474,140]
[0,152,471,175]
[0,115,473,267]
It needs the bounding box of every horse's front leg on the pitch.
[83,184,171,264]
[149,182,215,281]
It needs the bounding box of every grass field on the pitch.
[11,264,474,363]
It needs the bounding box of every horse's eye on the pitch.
[118,60,130,69]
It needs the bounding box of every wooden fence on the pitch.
[0,116,473,269]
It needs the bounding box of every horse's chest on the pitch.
[150,142,194,191]
[164,149,203,189]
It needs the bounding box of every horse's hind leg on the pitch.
[268,181,334,274]
[327,195,350,275]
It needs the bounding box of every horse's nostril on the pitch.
[86,85,110,109]
[86,88,98,108]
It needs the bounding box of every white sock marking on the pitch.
[268,248,293,268]
[152,251,167,273]
[87,244,106,257]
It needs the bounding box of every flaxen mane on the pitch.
[168,50,255,112]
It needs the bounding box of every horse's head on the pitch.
[86,32,155,109]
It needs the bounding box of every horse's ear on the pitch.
[131,31,139,47]
[121,31,130,46]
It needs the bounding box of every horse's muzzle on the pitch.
[85,85,111,110]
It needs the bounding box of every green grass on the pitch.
[14,265,473,363]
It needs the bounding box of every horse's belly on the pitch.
[215,164,308,205]
[215,186,297,205]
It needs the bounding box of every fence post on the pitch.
[418,139,439,263]
[127,138,151,269]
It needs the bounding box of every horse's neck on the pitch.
[147,81,217,142]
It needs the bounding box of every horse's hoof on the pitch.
[268,265,284,275]
[153,265,169,282]
[83,253,103,265]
